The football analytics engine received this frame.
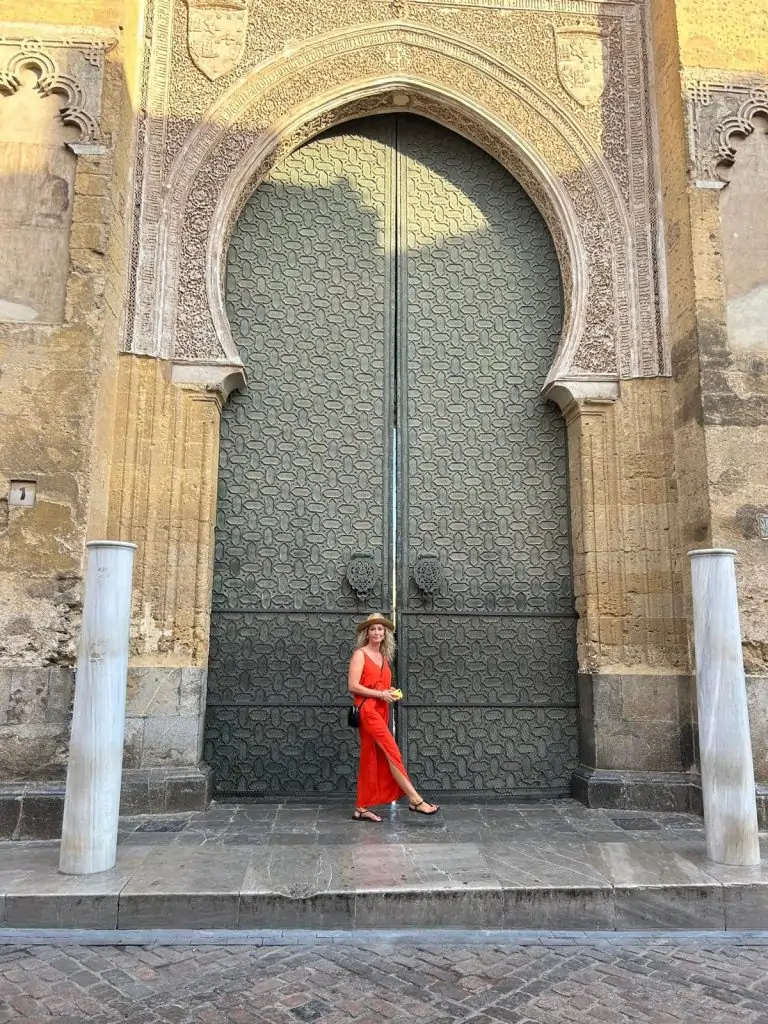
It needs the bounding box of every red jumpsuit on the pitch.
[354,653,411,807]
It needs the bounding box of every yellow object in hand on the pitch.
[391,688,403,701]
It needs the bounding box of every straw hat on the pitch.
[356,612,395,634]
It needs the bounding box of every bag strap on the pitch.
[355,656,386,710]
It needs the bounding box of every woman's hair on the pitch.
[355,625,396,661]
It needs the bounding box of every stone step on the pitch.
[1,830,767,932]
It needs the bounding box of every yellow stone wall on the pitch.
[0,0,142,775]
[649,0,709,567]
[568,380,687,678]
[656,0,768,775]
[676,0,768,73]
[106,355,222,668]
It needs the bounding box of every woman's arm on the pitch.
[347,650,393,700]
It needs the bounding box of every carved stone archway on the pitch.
[131,22,664,389]
[203,80,590,391]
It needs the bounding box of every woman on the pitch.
[348,612,440,822]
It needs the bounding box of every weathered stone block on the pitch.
[71,195,106,223]
[595,721,685,773]
[118,893,239,930]
[126,667,181,716]
[68,220,108,253]
[614,885,725,930]
[69,247,107,276]
[119,772,150,816]
[580,673,693,773]
[165,765,211,812]
[572,767,695,813]
[46,667,74,723]
[7,668,49,724]
[16,794,64,840]
[4,894,118,930]
[180,668,206,715]
[119,766,212,816]
[589,674,623,722]
[142,715,202,766]
[746,676,768,781]
[238,892,355,930]
[757,786,768,831]
[74,171,110,198]
[122,718,145,770]
[0,669,11,726]
[622,676,685,723]
[0,796,21,839]
[503,887,615,931]
[0,724,69,778]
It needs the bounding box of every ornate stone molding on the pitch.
[379,1,641,9]
[203,78,591,385]
[0,24,114,146]
[127,3,665,389]
[687,81,768,187]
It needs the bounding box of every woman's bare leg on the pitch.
[385,756,439,812]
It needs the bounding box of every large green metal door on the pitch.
[395,118,577,798]
[205,120,396,797]
[205,115,577,799]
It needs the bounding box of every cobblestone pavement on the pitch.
[1,933,768,1024]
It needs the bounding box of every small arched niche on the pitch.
[719,112,768,358]
[0,62,79,324]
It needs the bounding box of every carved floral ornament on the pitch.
[0,30,113,148]
[132,19,664,400]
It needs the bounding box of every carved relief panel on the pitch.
[553,26,612,108]
[184,0,249,82]
[687,81,768,185]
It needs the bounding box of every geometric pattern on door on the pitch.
[204,115,578,799]
[396,117,577,798]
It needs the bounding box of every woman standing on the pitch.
[348,612,440,822]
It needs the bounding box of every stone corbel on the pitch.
[543,376,620,421]
[171,360,247,409]
[0,25,115,149]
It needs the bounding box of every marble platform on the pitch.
[1,800,767,932]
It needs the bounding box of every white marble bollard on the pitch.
[59,541,137,875]
[689,549,760,866]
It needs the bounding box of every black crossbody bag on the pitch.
[347,700,366,729]
[347,658,384,728]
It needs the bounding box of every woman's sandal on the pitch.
[352,808,382,823]
[409,799,440,816]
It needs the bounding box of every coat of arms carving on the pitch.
[553,27,611,108]
[185,0,248,82]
